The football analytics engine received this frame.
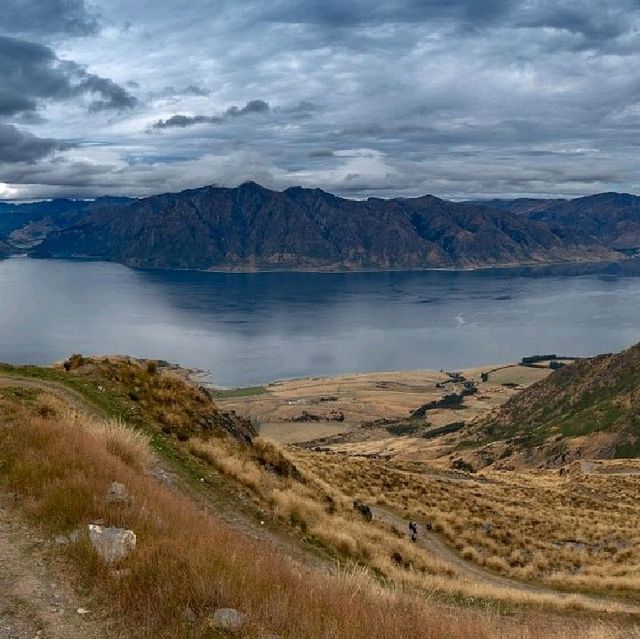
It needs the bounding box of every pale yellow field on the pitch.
[216,363,553,462]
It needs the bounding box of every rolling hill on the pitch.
[33,182,617,270]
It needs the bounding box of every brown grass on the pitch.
[299,451,640,596]
[2,387,640,637]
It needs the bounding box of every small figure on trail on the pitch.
[409,521,418,542]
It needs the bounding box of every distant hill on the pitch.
[33,182,617,271]
[0,236,14,258]
[471,193,640,251]
[0,197,132,248]
[463,343,640,469]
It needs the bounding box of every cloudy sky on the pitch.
[1,0,639,201]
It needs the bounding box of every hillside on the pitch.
[0,197,132,248]
[0,235,14,257]
[464,343,640,469]
[33,182,617,270]
[474,193,640,252]
[3,355,640,638]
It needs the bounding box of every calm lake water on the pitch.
[2,257,640,387]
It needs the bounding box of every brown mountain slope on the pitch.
[473,193,640,251]
[461,343,640,469]
[34,182,617,271]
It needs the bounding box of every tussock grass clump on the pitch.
[58,356,256,443]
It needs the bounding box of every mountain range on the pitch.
[2,184,639,270]
[22,182,623,270]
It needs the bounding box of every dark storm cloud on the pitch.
[1,0,99,37]
[0,35,137,116]
[0,123,66,163]
[226,99,270,117]
[152,114,223,129]
[152,100,270,130]
[516,1,640,50]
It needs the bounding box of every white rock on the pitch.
[210,608,248,634]
[88,524,136,564]
[106,481,129,504]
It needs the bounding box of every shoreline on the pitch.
[14,253,632,275]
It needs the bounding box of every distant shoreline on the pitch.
[12,253,633,275]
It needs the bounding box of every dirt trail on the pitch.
[0,502,116,639]
[371,505,640,613]
[0,375,104,420]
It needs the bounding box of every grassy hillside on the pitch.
[2,356,640,637]
[463,343,640,468]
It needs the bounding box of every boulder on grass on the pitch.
[88,524,136,564]
[210,608,248,634]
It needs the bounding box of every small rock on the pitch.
[54,535,69,545]
[183,606,196,625]
[77,608,90,615]
[109,568,131,579]
[210,608,248,634]
[106,481,129,504]
[88,524,136,564]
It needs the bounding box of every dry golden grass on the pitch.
[185,434,640,615]
[300,451,640,596]
[5,389,637,637]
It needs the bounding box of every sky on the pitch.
[1,0,639,201]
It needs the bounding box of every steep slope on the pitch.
[472,193,640,251]
[34,182,616,270]
[465,343,640,468]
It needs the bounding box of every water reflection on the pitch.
[1,257,639,386]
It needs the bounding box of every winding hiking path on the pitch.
[0,375,104,420]
[0,501,117,639]
[371,505,640,614]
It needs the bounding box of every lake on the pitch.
[1,257,640,387]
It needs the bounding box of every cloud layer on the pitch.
[1,0,639,200]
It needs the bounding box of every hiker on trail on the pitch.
[409,521,418,542]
